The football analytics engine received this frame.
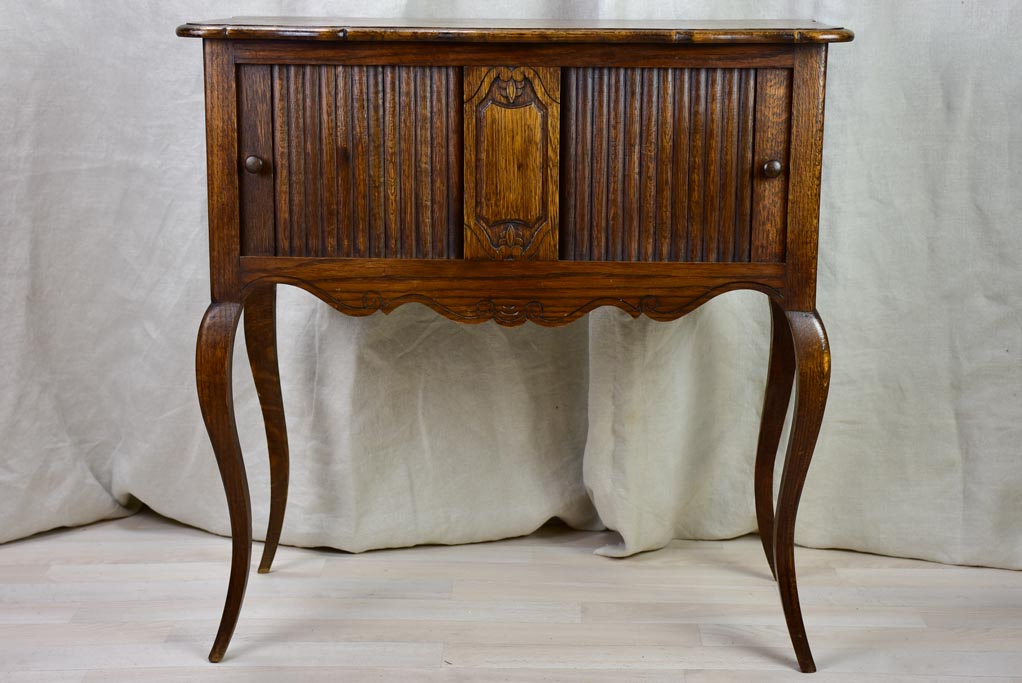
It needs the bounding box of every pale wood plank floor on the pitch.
[1,510,1020,682]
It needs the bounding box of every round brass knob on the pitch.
[244,155,265,174]
[762,159,784,178]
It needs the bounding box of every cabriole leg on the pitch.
[244,285,291,574]
[774,309,831,673]
[754,299,796,579]
[196,302,251,663]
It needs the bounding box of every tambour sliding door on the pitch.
[236,62,792,264]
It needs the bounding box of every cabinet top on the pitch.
[176,17,853,44]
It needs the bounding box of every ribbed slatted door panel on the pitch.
[561,67,790,263]
[237,64,463,258]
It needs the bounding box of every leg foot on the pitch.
[244,286,290,574]
[196,302,250,663]
[754,300,796,580]
[773,309,830,673]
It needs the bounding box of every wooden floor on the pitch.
[1,510,1020,682]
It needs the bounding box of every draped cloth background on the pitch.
[2,0,1020,569]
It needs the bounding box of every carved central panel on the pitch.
[464,66,560,260]
[478,91,543,231]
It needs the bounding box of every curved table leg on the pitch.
[754,299,796,579]
[196,301,251,663]
[774,309,831,673]
[244,285,291,574]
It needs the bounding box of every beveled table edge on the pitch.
[176,18,854,44]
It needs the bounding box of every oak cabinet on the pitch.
[179,17,852,672]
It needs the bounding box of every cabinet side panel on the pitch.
[560,67,759,262]
[784,45,829,309]
[204,40,242,299]
[262,64,462,258]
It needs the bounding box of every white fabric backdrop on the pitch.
[2,0,1020,569]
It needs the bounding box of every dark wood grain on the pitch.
[238,65,274,256]
[561,66,766,262]
[202,41,242,301]
[243,286,290,574]
[177,18,853,44]
[774,309,831,674]
[251,64,462,258]
[195,302,249,663]
[239,257,783,327]
[785,45,829,310]
[751,69,792,262]
[464,66,560,260]
[233,41,797,69]
[754,299,796,579]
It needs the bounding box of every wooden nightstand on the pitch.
[178,17,853,672]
